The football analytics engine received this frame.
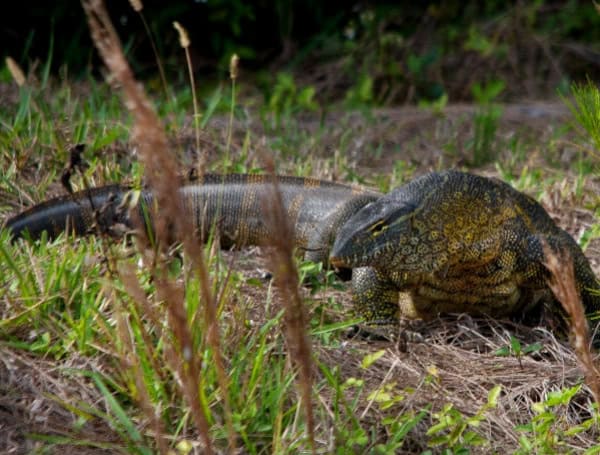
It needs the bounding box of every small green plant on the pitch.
[515,385,599,454]
[406,49,443,102]
[344,74,374,108]
[418,92,448,116]
[580,223,600,252]
[317,351,426,453]
[426,385,501,452]
[374,409,428,454]
[298,259,341,293]
[468,79,505,166]
[318,365,369,453]
[464,25,508,58]
[495,335,543,367]
[561,78,600,158]
[261,72,318,130]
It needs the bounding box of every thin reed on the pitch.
[543,243,600,406]
[82,0,234,452]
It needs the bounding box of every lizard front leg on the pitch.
[351,267,427,342]
[352,266,408,323]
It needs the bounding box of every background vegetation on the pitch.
[2,0,599,103]
[0,1,599,453]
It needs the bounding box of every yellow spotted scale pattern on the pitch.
[330,170,600,328]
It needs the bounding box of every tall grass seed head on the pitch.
[173,21,190,48]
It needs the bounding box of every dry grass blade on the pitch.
[6,56,26,87]
[81,0,235,452]
[262,157,315,453]
[173,21,202,173]
[543,243,600,406]
[0,336,131,452]
[130,0,172,104]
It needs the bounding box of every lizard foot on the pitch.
[346,322,425,349]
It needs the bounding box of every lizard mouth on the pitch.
[328,256,353,282]
[330,245,387,268]
[329,256,346,268]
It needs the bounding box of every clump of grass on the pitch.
[562,78,600,158]
[111,258,197,454]
[5,56,59,154]
[262,156,315,453]
[469,80,504,166]
[82,1,318,452]
[82,0,232,452]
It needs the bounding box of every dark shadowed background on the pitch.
[1,0,599,103]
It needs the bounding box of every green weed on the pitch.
[426,385,501,452]
[515,385,599,454]
[261,72,319,130]
[468,79,505,166]
[562,78,600,159]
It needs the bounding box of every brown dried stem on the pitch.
[543,243,600,406]
[173,21,203,173]
[262,156,316,453]
[81,0,235,452]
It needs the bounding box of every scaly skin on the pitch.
[330,170,600,328]
[4,171,599,335]
[4,174,380,262]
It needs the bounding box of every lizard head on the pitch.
[329,195,417,269]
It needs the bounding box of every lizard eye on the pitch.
[368,220,387,236]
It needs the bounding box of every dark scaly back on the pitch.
[180,174,380,249]
[464,171,600,318]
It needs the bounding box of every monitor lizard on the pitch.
[4,170,599,334]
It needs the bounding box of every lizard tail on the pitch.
[4,185,133,241]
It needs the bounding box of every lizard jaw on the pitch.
[329,256,346,268]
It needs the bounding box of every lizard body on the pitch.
[330,170,600,327]
[4,170,599,333]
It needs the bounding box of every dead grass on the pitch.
[1,1,599,452]
[544,244,600,406]
[83,0,316,452]
[3,118,600,452]
[83,0,227,452]
[261,157,316,453]
[0,346,120,454]
[4,263,599,453]
[341,322,597,452]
